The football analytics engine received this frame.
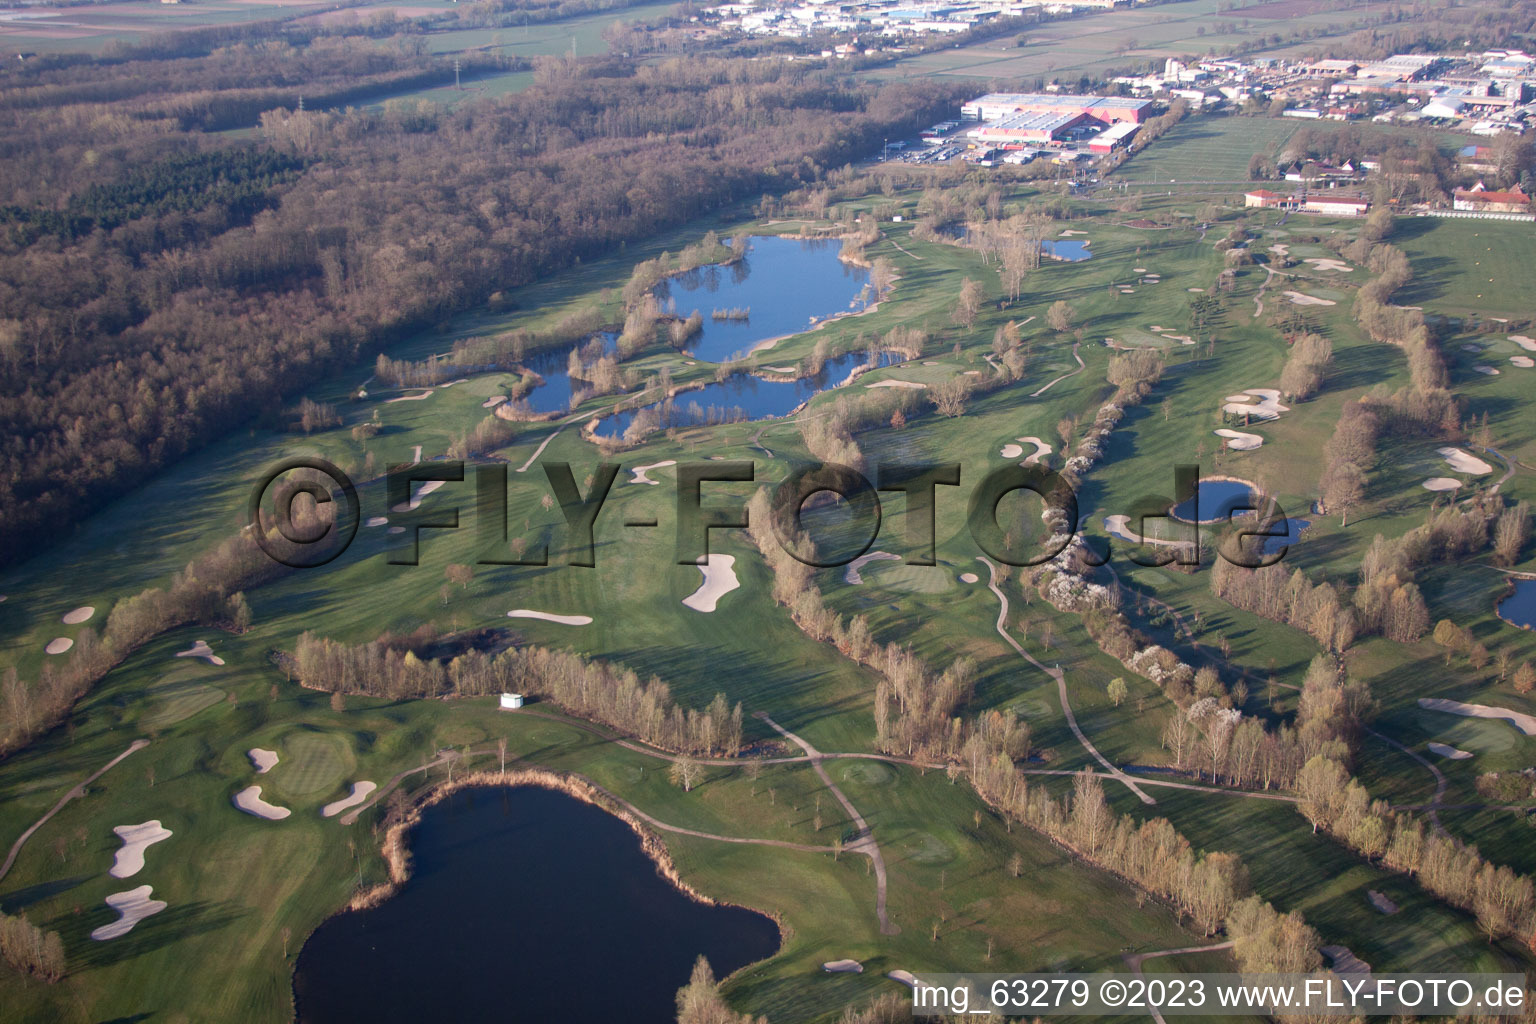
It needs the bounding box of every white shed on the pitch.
[500,693,525,709]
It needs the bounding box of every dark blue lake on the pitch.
[591,350,903,440]
[1498,579,1536,630]
[517,331,619,416]
[1169,479,1308,554]
[656,236,872,363]
[292,785,779,1024]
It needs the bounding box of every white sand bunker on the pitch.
[1422,478,1461,492]
[682,554,740,613]
[1187,287,1204,292]
[1419,698,1536,736]
[482,395,507,408]
[1437,447,1492,475]
[384,390,433,403]
[1304,257,1352,272]
[629,460,676,485]
[1133,267,1147,272]
[90,886,167,941]
[175,640,225,666]
[45,637,73,655]
[508,609,593,626]
[865,379,926,390]
[1283,290,1335,306]
[1509,335,1536,352]
[62,606,95,625]
[1104,515,1194,551]
[1473,364,1501,375]
[1062,229,1088,237]
[1368,890,1399,915]
[391,478,446,512]
[959,572,979,583]
[844,551,901,585]
[233,785,291,820]
[1268,244,1289,256]
[1017,437,1053,465]
[109,821,172,879]
[1000,443,1024,459]
[1322,945,1370,977]
[823,959,863,973]
[1427,742,1473,760]
[322,781,378,818]
[763,365,797,373]
[248,748,279,774]
[1216,428,1263,451]
[1222,388,1290,420]
[387,526,406,535]
[365,516,388,527]
[889,971,924,989]
[1511,356,1534,368]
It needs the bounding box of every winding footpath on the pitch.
[1123,941,1233,1024]
[977,557,1156,806]
[1029,342,1085,398]
[757,713,899,935]
[1252,264,1276,319]
[0,739,149,883]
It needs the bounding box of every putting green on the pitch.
[271,731,353,798]
[839,761,894,786]
[141,681,225,731]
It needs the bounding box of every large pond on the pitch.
[1497,578,1536,630]
[292,786,779,1023]
[518,331,619,416]
[591,350,904,440]
[656,236,871,363]
[1168,478,1308,555]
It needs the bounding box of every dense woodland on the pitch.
[0,39,961,567]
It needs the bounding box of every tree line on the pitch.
[0,910,64,983]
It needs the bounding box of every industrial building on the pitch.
[960,93,1152,124]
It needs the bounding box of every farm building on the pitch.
[1244,189,1290,210]
[1301,193,1370,217]
[1453,183,1531,214]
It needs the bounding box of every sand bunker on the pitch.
[233,786,291,820]
[387,526,406,535]
[889,971,923,989]
[1133,267,1147,272]
[508,609,593,626]
[175,640,225,666]
[1473,364,1501,375]
[630,460,676,486]
[1062,230,1088,237]
[1511,356,1534,368]
[1419,698,1536,736]
[365,516,388,527]
[45,637,73,655]
[1283,291,1335,306]
[90,886,167,941]
[248,748,279,774]
[438,379,470,388]
[1017,437,1053,466]
[823,959,864,973]
[959,572,979,584]
[844,551,901,585]
[1215,428,1263,451]
[482,396,507,408]
[1422,478,1461,492]
[1304,257,1352,273]
[1509,335,1536,352]
[1268,244,1289,256]
[1104,515,1193,552]
[1322,945,1370,977]
[384,390,433,403]
[1437,447,1493,475]
[864,379,926,390]
[1427,742,1473,760]
[1187,287,1204,292]
[322,781,378,818]
[999,443,1024,459]
[62,606,95,625]
[682,554,740,612]
[109,821,172,879]
[1368,890,1399,915]
[1222,388,1290,420]
[391,478,446,512]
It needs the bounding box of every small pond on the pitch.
[1497,578,1536,630]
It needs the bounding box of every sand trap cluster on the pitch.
[864,379,926,390]
[682,554,741,612]
[1016,437,1052,465]
[999,443,1024,459]
[176,640,225,666]
[62,606,95,625]
[233,786,292,820]
[1422,478,1461,492]
[1322,945,1371,977]
[1215,428,1263,451]
[1427,742,1473,760]
[1437,447,1493,475]
[1473,364,1501,375]
[1509,335,1536,352]
[109,821,172,879]
[45,637,73,655]
[1222,388,1290,420]
[844,551,901,585]
[90,886,167,941]
[508,609,593,626]
[248,748,279,774]
[384,390,433,403]
[391,479,446,512]
[1283,290,1335,306]
[629,460,676,486]
[1419,698,1536,736]
[1511,356,1534,368]
[322,781,378,818]
[959,572,979,583]
[1368,890,1399,915]
[1304,257,1352,272]
[823,959,863,973]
